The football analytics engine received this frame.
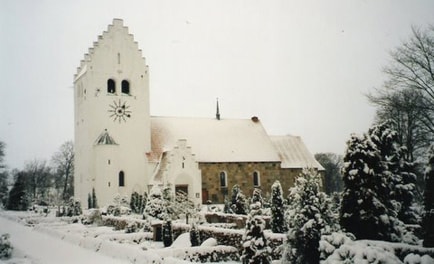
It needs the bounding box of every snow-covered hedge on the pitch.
[102,215,149,231]
[204,212,271,229]
[0,233,13,260]
[322,238,434,263]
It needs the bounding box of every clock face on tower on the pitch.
[108,99,132,123]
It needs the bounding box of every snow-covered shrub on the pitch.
[251,188,263,205]
[230,184,248,215]
[319,232,355,261]
[223,198,233,213]
[241,201,272,264]
[270,180,285,233]
[323,242,402,264]
[404,253,434,264]
[201,237,217,247]
[82,208,103,226]
[65,197,82,216]
[283,168,336,264]
[130,191,144,214]
[163,220,173,247]
[183,246,239,262]
[0,233,12,260]
[105,194,131,216]
[144,185,165,220]
[190,222,201,247]
[173,190,196,220]
[125,221,141,233]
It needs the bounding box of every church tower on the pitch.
[73,19,151,207]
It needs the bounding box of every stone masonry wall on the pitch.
[199,162,301,203]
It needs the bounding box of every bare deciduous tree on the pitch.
[24,160,52,203]
[51,140,74,202]
[368,25,434,162]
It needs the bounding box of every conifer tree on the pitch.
[7,172,29,211]
[423,146,434,247]
[368,121,418,224]
[87,193,92,209]
[230,184,240,208]
[283,169,332,264]
[270,180,285,233]
[241,201,271,264]
[144,185,164,219]
[190,222,201,247]
[396,151,418,224]
[91,187,97,208]
[235,191,248,215]
[140,192,147,214]
[231,184,247,215]
[251,188,263,205]
[341,132,398,241]
[162,220,173,247]
[130,191,142,214]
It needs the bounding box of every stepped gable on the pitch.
[74,18,146,81]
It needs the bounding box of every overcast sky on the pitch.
[1,0,434,170]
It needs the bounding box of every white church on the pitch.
[74,19,323,208]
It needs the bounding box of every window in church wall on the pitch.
[121,80,130,94]
[107,79,116,94]
[253,171,260,187]
[119,171,125,187]
[219,171,227,188]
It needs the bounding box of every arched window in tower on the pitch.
[253,171,260,187]
[107,79,116,94]
[121,80,130,94]
[219,171,227,188]
[118,171,125,187]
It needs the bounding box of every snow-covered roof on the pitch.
[270,135,324,170]
[150,116,281,163]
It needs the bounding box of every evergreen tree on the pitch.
[241,201,271,264]
[396,150,419,224]
[223,198,233,214]
[140,192,147,214]
[230,184,240,209]
[423,146,434,247]
[340,135,390,240]
[162,220,173,247]
[283,169,335,264]
[251,188,263,205]
[368,121,418,224]
[190,222,201,247]
[162,186,175,218]
[230,184,247,215]
[130,191,142,214]
[340,132,399,241]
[7,172,29,211]
[91,188,97,208]
[235,191,248,215]
[66,197,82,216]
[87,193,92,209]
[144,185,165,219]
[0,142,8,207]
[270,180,285,233]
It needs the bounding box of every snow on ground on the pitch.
[1,209,432,264]
[0,210,241,264]
[0,215,130,264]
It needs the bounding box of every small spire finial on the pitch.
[216,98,221,120]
